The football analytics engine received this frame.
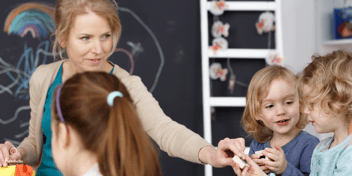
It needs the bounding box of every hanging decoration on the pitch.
[209,62,228,81]
[209,0,229,55]
[212,21,230,38]
[209,37,228,54]
[209,0,228,16]
[265,53,285,66]
[228,74,236,94]
[255,12,275,35]
[226,58,249,94]
[254,10,286,66]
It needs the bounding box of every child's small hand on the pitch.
[232,155,267,176]
[250,154,270,174]
[260,145,287,175]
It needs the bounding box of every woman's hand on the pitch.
[0,141,22,167]
[232,155,267,176]
[254,145,287,175]
[198,138,246,167]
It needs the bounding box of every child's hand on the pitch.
[257,145,287,175]
[232,155,267,176]
[250,154,270,173]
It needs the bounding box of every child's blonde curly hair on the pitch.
[298,50,352,126]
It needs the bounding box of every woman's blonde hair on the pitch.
[298,50,352,125]
[241,65,307,143]
[52,0,121,60]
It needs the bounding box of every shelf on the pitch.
[322,39,352,46]
[207,1,276,11]
[208,48,275,58]
[209,97,246,107]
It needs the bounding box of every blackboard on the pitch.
[0,0,272,176]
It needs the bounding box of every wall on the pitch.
[281,0,327,139]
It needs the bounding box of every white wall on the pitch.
[281,0,333,140]
[281,0,316,74]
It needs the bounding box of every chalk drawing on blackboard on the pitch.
[127,41,144,60]
[0,41,51,100]
[118,7,165,93]
[4,2,55,39]
[115,48,135,74]
[1,2,55,143]
[1,2,166,143]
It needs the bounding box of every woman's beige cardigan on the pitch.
[18,60,210,170]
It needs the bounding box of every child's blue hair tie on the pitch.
[107,91,123,106]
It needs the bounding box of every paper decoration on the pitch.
[212,21,230,38]
[209,62,228,81]
[209,37,228,54]
[266,53,285,66]
[209,0,228,16]
[228,74,236,94]
[255,12,275,35]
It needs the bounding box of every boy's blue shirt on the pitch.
[249,130,319,176]
[310,134,352,176]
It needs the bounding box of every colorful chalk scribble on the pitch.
[0,2,56,146]
[1,2,164,146]
[4,2,55,39]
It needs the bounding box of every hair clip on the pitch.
[107,91,123,107]
[255,12,276,35]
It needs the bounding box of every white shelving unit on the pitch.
[316,0,352,54]
[200,1,283,176]
[322,39,352,45]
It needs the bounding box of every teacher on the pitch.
[0,0,244,175]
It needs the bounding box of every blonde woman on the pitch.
[0,0,242,175]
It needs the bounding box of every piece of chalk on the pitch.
[232,155,250,169]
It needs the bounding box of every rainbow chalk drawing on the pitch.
[4,2,55,39]
[1,2,55,144]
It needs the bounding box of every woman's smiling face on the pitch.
[64,10,113,72]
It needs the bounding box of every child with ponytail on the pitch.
[51,72,162,176]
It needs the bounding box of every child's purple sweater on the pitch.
[249,130,319,176]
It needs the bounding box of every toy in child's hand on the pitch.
[255,150,269,160]
[209,37,228,55]
[255,12,275,35]
[212,21,230,38]
[209,62,228,81]
[233,155,250,169]
[209,0,228,16]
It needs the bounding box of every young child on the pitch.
[51,72,162,176]
[299,50,352,175]
[235,65,319,176]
